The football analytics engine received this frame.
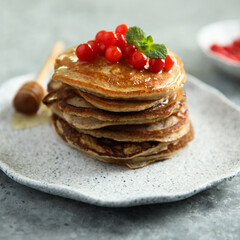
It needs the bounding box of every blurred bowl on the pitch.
[197,19,240,78]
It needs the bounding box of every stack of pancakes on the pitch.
[43,47,193,169]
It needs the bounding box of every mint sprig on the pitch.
[126,26,167,59]
[125,26,146,46]
[144,43,167,59]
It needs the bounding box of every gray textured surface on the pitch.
[1,0,240,239]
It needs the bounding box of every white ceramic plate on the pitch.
[0,74,240,207]
[197,19,240,78]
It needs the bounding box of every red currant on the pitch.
[116,33,127,48]
[210,44,221,52]
[223,46,234,55]
[122,44,137,59]
[233,38,240,49]
[102,31,117,47]
[164,55,175,71]
[76,43,95,61]
[98,43,107,56]
[95,30,107,43]
[149,58,165,73]
[87,40,100,55]
[210,44,227,56]
[105,46,122,63]
[129,51,148,69]
[115,24,129,35]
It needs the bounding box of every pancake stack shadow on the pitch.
[43,47,193,169]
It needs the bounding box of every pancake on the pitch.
[77,116,190,142]
[52,114,194,169]
[43,88,186,129]
[115,126,194,169]
[48,79,176,113]
[78,90,174,112]
[50,101,190,141]
[73,105,189,141]
[47,79,66,92]
[52,47,186,100]
[49,103,182,130]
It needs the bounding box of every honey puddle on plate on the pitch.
[11,104,51,130]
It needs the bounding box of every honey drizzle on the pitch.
[11,104,51,130]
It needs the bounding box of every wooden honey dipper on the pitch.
[13,41,65,115]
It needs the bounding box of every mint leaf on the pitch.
[137,41,149,50]
[145,35,153,44]
[144,44,167,59]
[138,35,153,50]
[126,26,167,59]
[126,26,146,45]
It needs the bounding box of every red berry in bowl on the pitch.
[105,46,122,63]
[95,30,107,43]
[115,24,129,35]
[116,33,127,48]
[87,40,100,55]
[149,58,165,72]
[210,44,221,52]
[164,55,175,71]
[102,31,118,47]
[76,43,95,61]
[122,44,137,59]
[233,38,240,48]
[211,44,227,56]
[129,51,148,69]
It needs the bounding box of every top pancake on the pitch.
[52,47,186,100]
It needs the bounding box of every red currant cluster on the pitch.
[75,24,175,73]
